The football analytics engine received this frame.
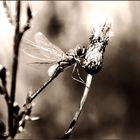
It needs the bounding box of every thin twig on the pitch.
[62,74,92,139]
[8,1,32,138]
[9,1,21,137]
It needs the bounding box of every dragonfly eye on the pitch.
[76,46,87,58]
[76,48,83,56]
[82,46,87,54]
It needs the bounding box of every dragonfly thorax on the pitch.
[65,45,87,64]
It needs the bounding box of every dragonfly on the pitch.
[23,32,87,76]
[23,32,87,102]
[23,19,112,102]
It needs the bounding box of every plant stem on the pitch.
[8,1,21,137]
[63,74,92,139]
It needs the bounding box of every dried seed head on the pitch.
[81,19,112,75]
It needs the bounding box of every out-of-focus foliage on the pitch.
[0,1,140,139]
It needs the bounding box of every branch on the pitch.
[8,1,21,137]
[7,1,32,138]
[62,74,92,139]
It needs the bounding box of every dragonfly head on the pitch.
[75,45,87,58]
[68,45,87,65]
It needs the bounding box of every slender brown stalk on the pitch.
[8,1,32,138]
[62,74,92,139]
[9,1,21,137]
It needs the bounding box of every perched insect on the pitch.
[23,19,112,101]
[23,20,111,78]
[23,32,87,78]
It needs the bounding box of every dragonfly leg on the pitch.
[71,63,86,85]
[76,66,85,83]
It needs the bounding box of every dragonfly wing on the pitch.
[22,39,63,63]
[34,32,65,58]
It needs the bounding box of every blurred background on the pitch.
[0,1,140,139]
